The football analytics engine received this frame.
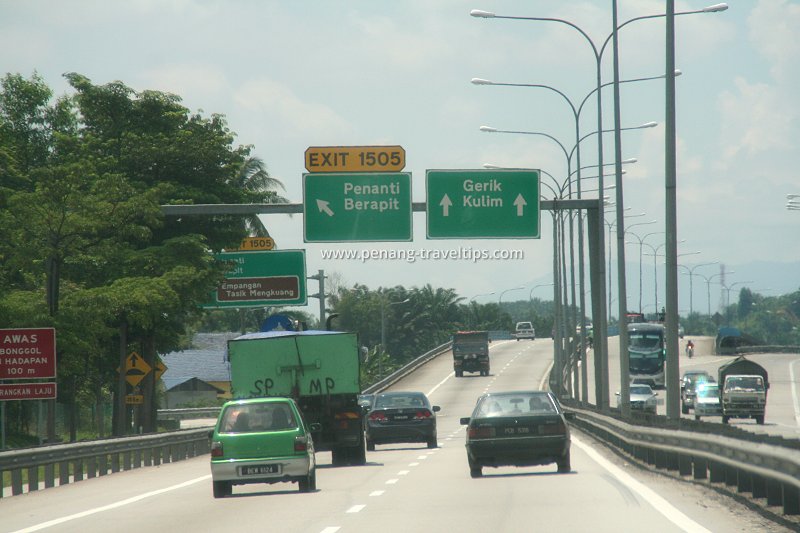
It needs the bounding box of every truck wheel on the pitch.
[755,415,765,425]
[722,415,729,424]
[213,480,231,498]
[366,439,375,452]
[354,442,367,465]
[331,447,345,466]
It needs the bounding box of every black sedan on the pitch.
[460,391,574,478]
[366,391,440,450]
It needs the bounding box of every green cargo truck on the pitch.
[227,330,366,466]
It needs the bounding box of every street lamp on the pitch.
[499,286,525,305]
[380,297,410,377]
[721,281,753,323]
[696,270,733,316]
[530,283,554,301]
[625,229,663,314]
[678,261,718,315]
[469,292,495,302]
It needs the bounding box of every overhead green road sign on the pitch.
[303,172,412,242]
[426,169,540,239]
[202,250,307,308]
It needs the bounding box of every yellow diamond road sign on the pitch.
[155,360,167,381]
[124,352,152,387]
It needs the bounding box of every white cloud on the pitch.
[233,79,352,140]
[140,64,229,107]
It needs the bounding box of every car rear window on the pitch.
[220,402,298,433]
[375,394,427,409]
[476,394,556,417]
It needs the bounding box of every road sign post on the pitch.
[426,169,540,239]
[303,173,412,242]
[202,250,307,308]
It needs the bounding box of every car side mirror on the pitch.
[309,423,322,432]
[432,405,441,412]
[563,412,576,421]
[459,417,470,425]
[615,392,620,396]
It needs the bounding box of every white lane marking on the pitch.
[417,455,428,460]
[398,470,409,476]
[369,490,385,497]
[386,478,399,484]
[572,436,711,533]
[10,475,211,533]
[346,505,366,513]
[427,371,454,397]
[320,528,340,533]
[790,358,800,427]
[408,462,420,467]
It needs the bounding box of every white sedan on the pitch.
[617,384,658,414]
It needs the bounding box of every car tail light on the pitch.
[539,421,566,435]
[369,411,387,422]
[468,426,495,439]
[294,435,308,452]
[414,409,432,420]
[210,441,223,457]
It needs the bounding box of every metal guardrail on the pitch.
[567,405,800,516]
[157,407,221,421]
[0,428,211,498]
[361,341,452,394]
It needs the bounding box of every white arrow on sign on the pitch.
[439,194,452,217]
[317,199,335,217]
[513,194,527,216]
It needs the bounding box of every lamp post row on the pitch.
[471,3,728,418]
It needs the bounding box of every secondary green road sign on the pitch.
[303,172,412,242]
[426,169,540,239]
[202,250,307,308]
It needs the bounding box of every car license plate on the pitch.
[240,464,280,476]
[393,415,409,421]
[502,426,531,435]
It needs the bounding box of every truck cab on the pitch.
[718,356,769,425]
[452,331,490,377]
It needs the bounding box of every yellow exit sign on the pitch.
[238,237,274,251]
[305,145,405,173]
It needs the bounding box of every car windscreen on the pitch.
[629,333,663,350]
[630,386,652,396]
[220,402,298,433]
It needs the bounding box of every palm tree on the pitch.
[235,156,288,237]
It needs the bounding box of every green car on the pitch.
[209,397,319,498]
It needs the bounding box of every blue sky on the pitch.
[2,1,798,318]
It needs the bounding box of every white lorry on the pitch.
[514,321,535,341]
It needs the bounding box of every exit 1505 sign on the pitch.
[426,169,540,239]
[305,146,405,173]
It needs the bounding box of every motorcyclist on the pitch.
[685,339,695,358]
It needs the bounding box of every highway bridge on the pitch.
[2,338,799,532]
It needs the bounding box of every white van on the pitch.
[514,321,535,341]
